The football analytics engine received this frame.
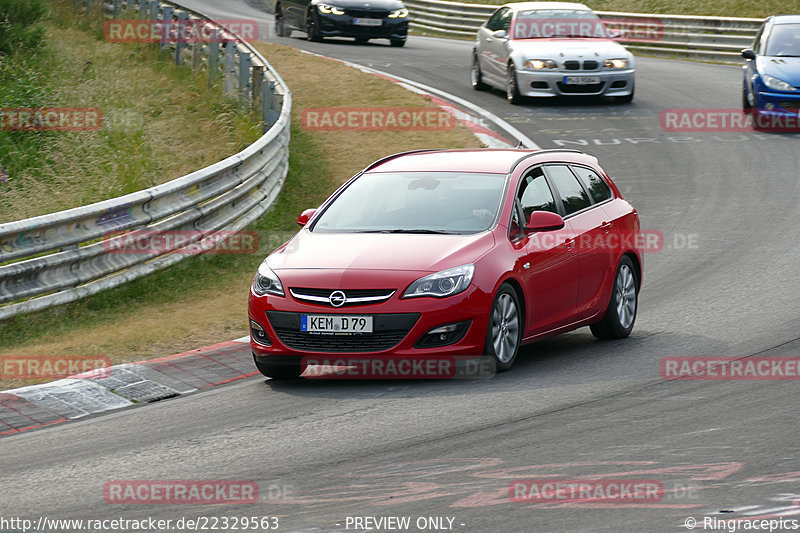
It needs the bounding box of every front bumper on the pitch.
[516,68,635,97]
[317,12,408,40]
[249,284,490,360]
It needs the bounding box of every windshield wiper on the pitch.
[362,228,454,234]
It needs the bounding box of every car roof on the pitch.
[770,15,800,25]
[501,2,593,12]
[367,149,597,174]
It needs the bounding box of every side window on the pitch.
[487,8,509,31]
[753,24,765,54]
[499,9,513,32]
[517,167,558,221]
[547,165,592,216]
[572,166,612,204]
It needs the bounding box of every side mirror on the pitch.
[492,29,508,39]
[297,208,317,226]
[741,48,756,60]
[525,211,565,232]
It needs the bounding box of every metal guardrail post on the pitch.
[113,0,122,17]
[208,41,219,86]
[175,11,189,65]
[252,65,264,115]
[139,0,147,18]
[239,51,251,109]
[149,0,158,21]
[223,42,236,99]
[161,6,173,50]
[262,79,273,131]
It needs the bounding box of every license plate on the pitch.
[301,315,373,334]
[563,76,601,85]
[353,18,382,26]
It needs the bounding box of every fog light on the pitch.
[765,102,775,110]
[250,319,271,346]
[415,321,470,348]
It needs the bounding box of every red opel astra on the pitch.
[249,148,642,379]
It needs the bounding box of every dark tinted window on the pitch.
[487,8,510,31]
[517,167,557,220]
[547,165,591,216]
[572,166,612,203]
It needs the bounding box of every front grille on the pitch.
[583,60,599,70]
[266,311,420,353]
[345,8,390,17]
[557,82,604,94]
[289,288,395,307]
[564,60,580,70]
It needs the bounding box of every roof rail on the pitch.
[509,148,586,173]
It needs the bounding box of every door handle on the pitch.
[600,222,613,233]
[563,238,574,251]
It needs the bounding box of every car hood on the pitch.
[268,230,495,273]
[319,0,405,9]
[758,56,800,87]
[511,38,631,59]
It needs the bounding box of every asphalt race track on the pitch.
[2,2,800,531]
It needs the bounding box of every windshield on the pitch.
[511,9,607,40]
[312,171,506,234]
[765,24,800,56]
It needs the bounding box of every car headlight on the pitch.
[388,8,409,18]
[317,4,345,15]
[403,264,475,298]
[762,74,797,92]
[253,260,284,296]
[525,59,557,70]
[603,58,629,69]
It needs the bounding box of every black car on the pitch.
[274,0,409,46]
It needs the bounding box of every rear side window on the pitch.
[572,166,612,204]
[547,165,591,216]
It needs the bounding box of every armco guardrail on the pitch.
[405,0,762,64]
[0,1,291,320]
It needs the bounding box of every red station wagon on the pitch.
[249,149,642,379]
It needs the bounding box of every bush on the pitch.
[0,0,46,55]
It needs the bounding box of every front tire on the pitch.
[307,12,323,42]
[471,52,489,90]
[506,64,523,105]
[275,7,291,37]
[590,256,638,339]
[390,38,406,47]
[485,284,522,372]
[614,84,634,103]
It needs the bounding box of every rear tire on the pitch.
[254,356,303,380]
[590,256,638,340]
[484,284,522,372]
[390,38,406,47]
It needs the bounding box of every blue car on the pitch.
[742,15,800,127]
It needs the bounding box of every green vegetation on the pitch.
[0,1,259,223]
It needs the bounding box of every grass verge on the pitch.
[0,42,480,390]
[0,1,260,223]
